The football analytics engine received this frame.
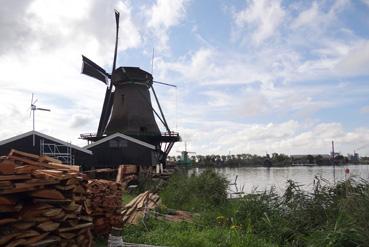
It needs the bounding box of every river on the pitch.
[191,164,369,194]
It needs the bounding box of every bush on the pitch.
[160,169,228,211]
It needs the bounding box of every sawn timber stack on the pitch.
[0,149,93,247]
[121,191,160,225]
[84,179,123,234]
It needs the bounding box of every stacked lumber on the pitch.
[84,179,123,234]
[0,149,92,247]
[121,191,160,225]
[116,165,138,189]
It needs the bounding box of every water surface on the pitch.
[191,164,369,194]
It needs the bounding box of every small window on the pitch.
[109,140,118,147]
[118,140,128,147]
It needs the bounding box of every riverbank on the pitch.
[104,170,369,246]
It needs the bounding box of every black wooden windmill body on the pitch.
[80,10,180,166]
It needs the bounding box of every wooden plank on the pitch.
[42,208,63,217]
[9,149,40,160]
[0,159,16,174]
[15,230,40,239]
[48,162,80,172]
[37,221,60,232]
[12,221,36,230]
[55,184,75,191]
[7,155,47,168]
[30,189,65,200]
[4,238,26,247]
[0,174,31,181]
[29,236,61,246]
[39,155,62,164]
[58,223,93,232]
[0,233,20,246]
[0,218,18,226]
[59,232,77,240]
[33,198,72,205]
[0,204,22,213]
[15,165,38,174]
[0,195,17,205]
[0,186,40,195]
[23,233,49,245]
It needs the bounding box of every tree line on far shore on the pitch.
[167,153,369,167]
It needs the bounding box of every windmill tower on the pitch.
[80,10,180,167]
[176,142,196,166]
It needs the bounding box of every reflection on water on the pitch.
[191,164,369,194]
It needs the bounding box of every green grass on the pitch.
[122,193,137,205]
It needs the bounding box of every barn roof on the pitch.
[0,131,92,155]
[84,132,156,150]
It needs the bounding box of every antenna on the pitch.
[30,93,51,146]
[151,48,155,75]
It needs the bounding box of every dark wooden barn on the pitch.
[84,132,158,169]
[0,131,93,166]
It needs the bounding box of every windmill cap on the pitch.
[112,67,153,86]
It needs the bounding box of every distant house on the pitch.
[0,130,92,166]
[84,132,158,169]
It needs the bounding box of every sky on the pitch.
[0,0,369,156]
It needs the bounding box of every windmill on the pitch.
[80,10,180,166]
[29,93,51,146]
[176,142,196,166]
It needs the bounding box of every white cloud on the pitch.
[335,41,369,76]
[178,120,369,156]
[291,2,319,29]
[0,0,143,146]
[363,0,369,7]
[234,0,285,44]
[146,0,188,51]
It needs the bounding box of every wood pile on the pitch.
[0,149,92,247]
[116,165,138,190]
[121,191,160,225]
[84,179,123,234]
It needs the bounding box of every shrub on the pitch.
[160,169,228,211]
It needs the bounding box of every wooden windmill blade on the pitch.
[97,10,120,136]
[81,55,110,84]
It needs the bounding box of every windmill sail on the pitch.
[81,56,110,84]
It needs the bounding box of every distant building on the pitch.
[0,131,92,165]
[0,130,161,171]
[84,132,159,169]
